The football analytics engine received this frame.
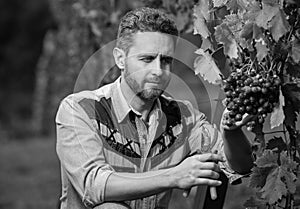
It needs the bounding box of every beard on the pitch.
[124,69,168,101]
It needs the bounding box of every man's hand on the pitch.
[222,108,257,131]
[168,153,224,191]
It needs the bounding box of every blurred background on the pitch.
[0,0,257,208]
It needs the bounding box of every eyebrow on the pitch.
[137,53,173,59]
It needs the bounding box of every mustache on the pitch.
[147,76,163,83]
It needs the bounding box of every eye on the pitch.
[140,56,155,63]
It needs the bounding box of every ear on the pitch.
[113,47,126,70]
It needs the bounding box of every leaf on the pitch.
[285,63,300,80]
[215,23,239,58]
[193,3,210,38]
[195,0,210,20]
[256,150,278,168]
[201,37,213,51]
[243,0,261,21]
[278,152,298,194]
[280,151,298,172]
[266,137,287,152]
[262,0,281,6]
[249,166,275,189]
[255,4,280,29]
[279,167,297,194]
[240,22,254,40]
[269,10,290,41]
[255,41,269,61]
[260,167,288,204]
[270,88,285,129]
[243,196,267,208]
[213,0,228,8]
[282,83,300,111]
[194,49,223,85]
[253,24,264,40]
[283,99,298,128]
[226,0,249,12]
[290,39,300,63]
[212,46,231,78]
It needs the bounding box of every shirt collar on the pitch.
[111,77,162,123]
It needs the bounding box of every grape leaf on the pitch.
[279,167,297,194]
[224,13,244,34]
[215,23,239,58]
[226,0,249,12]
[201,37,213,51]
[242,0,261,21]
[269,10,290,41]
[270,88,285,129]
[243,196,267,208]
[280,151,298,171]
[193,3,210,38]
[255,41,269,61]
[285,63,300,79]
[282,83,300,112]
[212,46,231,78]
[249,166,275,189]
[283,99,298,128]
[256,150,278,168]
[194,49,223,85]
[253,23,264,40]
[195,0,210,20]
[278,152,298,194]
[240,22,254,40]
[260,167,288,204]
[262,0,281,6]
[290,39,300,64]
[213,0,228,8]
[255,5,280,29]
[266,137,287,152]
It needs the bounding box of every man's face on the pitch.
[123,31,175,101]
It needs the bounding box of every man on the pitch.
[56,7,253,209]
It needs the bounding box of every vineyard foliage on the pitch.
[144,0,300,208]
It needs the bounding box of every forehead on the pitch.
[128,31,175,56]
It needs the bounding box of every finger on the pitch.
[194,153,225,162]
[210,186,217,200]
[197,162,221,172]
[235,113,257,127]
[193,178,222,187]
[183,188,191,198]
[192,169,220,179]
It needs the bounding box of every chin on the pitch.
[139,89,163,101]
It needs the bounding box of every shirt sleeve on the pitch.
[185,102,244,184]
[56,96,114,207]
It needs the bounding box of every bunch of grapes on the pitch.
[223,66,281,131]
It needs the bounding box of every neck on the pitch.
[120,78,156,121]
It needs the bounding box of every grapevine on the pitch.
[144,0,300,208]
[192,0,300,208]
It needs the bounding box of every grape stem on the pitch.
[263,130,286,135]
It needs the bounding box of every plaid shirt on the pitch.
[56,77,241,209]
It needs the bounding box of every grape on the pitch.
[235,114,242,121]
[223,66,281,130]
[262,88,268,94]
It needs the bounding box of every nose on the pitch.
[151,56,163,76]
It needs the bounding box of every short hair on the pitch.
[116,7,179,54]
